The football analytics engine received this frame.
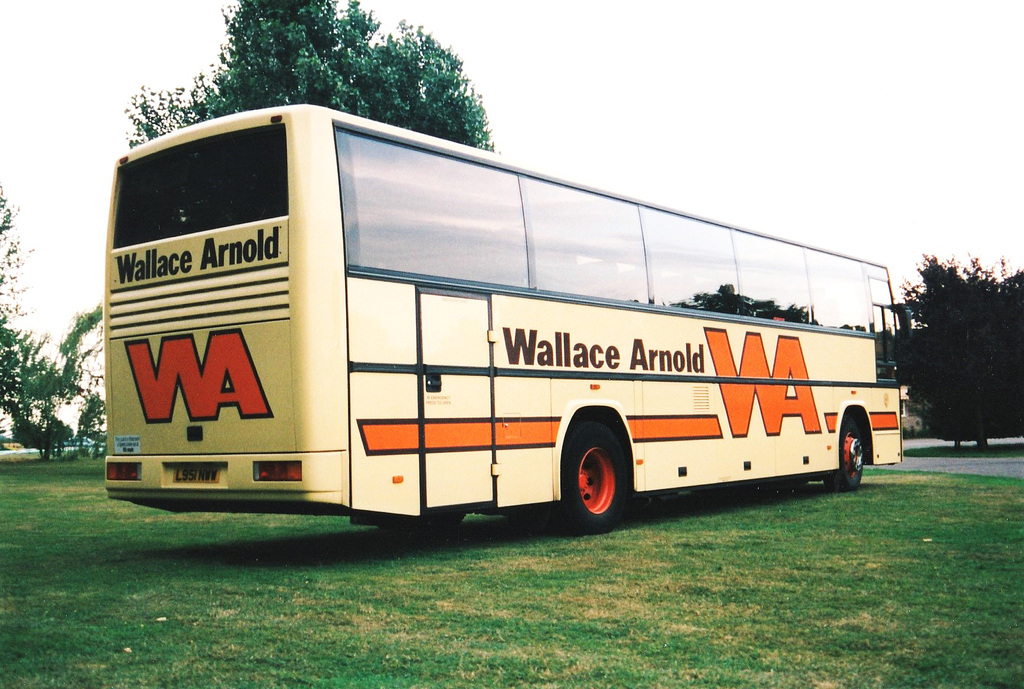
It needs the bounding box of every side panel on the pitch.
[419,292,494,509]
[867,387,903,465]
[346,279,498,514]
[349,372,421,515]
[493,376,556,508]
[493,293,895,494]
[346,281,901,516]
[347,278,421,514]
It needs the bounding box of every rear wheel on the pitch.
[827,415,865,492]
[559,422,630,535]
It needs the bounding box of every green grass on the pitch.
[904,443,1024,459]
[2,462,1021,688]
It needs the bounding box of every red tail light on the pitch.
[254,461,302,481]
[107,462,141,481]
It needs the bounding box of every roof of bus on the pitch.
[120,104,891,275]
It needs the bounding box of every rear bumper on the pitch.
[105,450,348,514]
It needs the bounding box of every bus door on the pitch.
[417,290,496,511]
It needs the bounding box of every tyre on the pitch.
[559,421,630,535]
[827,415,865,492]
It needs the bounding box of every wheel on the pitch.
[559,422,630,535]
[827,415,865,492]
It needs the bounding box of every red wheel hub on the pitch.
[842,432,863,477]
[577,447,616,514]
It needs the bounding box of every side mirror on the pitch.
[895,304,912,334]
[893,304,912,385]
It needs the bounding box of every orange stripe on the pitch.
[495,419,559,448]
[629,415,723,442]
[871,412,900,431]
[424,421,492,450]
[824,413,838,433]
[360,418,562,455]
[360,422,419,454]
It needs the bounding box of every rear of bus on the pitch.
[104,107,350,514]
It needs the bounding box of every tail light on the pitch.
[253,461,302,481]
[107,462,141,481]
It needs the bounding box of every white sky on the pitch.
[2,1,1020,338]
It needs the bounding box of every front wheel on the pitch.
[827,415,865,492]
[559,422,630,535]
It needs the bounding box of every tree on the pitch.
[74,393,106,458]
[127,0,492,150]
[0,183,26,419]
[901,256,1024,448]
[8,306,103,460]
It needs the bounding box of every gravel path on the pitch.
[873,439,1024,479]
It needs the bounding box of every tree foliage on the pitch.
[127,0,492,150]
[901,256,1024,447]
[7,306,104,460]
[0,183,26,416]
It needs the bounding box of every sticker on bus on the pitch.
[114,435,141,454]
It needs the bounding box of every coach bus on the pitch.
[105,105,903,534]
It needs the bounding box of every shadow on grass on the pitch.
[142,479,867,568]
[152,518,544,568]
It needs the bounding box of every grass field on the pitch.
[1,461,1021,688]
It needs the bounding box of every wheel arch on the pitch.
[553,402,635,500]
[838,402,874,465]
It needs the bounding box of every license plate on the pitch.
[172,466,220,484]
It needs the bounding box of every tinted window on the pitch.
[338,132,529,287]
[524,179,648,302]
[733,232,811,323]
[642,208,741,314]
[114,126,288,248]
[806,250,869,330]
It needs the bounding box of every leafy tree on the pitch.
[127,0,492,150]
[0,183,26,419]
[74,393,106,459]
[8,306,103,460]
[901,256,1024,448]
[9,334,72,460]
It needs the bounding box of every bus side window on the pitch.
[733,232,812,324]
[522,179,649,303]
[805,250,870,331]
[641,208,741,314]
[338,132,529,288]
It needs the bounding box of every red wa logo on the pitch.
[704,328,821,438]
[125,330,273,423]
